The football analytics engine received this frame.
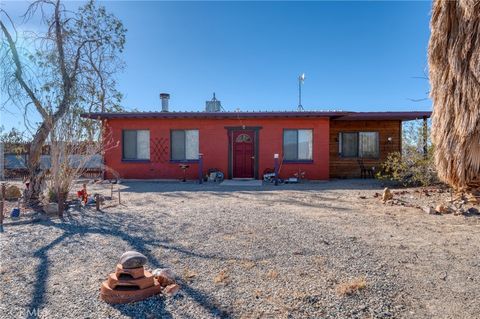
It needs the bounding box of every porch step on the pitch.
[220,179,263,187]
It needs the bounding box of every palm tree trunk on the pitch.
[428,1,480,194]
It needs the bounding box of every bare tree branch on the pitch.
[1,0,126,206]
[0,18,49,120]
[53,0,70,100]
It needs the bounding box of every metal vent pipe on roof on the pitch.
[160,93,170,112]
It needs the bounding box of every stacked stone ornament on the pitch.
[100,251,178,304]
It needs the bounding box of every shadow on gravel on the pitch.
[28,232,70,319]
[119,179,384,194]
[26,208,233,319]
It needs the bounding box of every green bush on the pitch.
[376,149,439,187]
[47,188,69,203]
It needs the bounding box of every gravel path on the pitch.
[1,180,479,318]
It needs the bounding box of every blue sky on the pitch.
[1,1,432,132]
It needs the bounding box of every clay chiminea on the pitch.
[100,251,162,304]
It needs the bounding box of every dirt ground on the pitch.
[1,179,479,318]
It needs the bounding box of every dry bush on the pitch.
[377,120,439,187]
[241,261,256,270]
[213,270,229,284]
[182,269,197,282]
[377,151,439,187]
[45,114,117,215]
[336,277,367,296]
[266,269,279,280]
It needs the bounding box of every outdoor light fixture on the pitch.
[298,73,305,111]
[387,137,393,143]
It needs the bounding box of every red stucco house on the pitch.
[82,106,430,181]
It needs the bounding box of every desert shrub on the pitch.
[336,277,367,296]
[376,149,439,187]
[47,188,69,203]
[377,119,439,187]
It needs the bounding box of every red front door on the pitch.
[232,130,255,178]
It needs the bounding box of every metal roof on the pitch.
[333,111,431,121]
[81,111,349,119]
[81,110,431,121]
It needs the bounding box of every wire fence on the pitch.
[0,143,4,180]
[0,145,103,181]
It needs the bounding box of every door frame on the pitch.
[225,126,261,179]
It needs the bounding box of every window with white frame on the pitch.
[339,132,379,158]
[171,130,199,161]
[283,129,313,161]
[122,130,150,160]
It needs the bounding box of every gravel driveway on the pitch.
[1,180,479,318]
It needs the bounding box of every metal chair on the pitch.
[358,159,374,179]
[179,164,190,182]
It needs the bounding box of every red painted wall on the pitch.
[103,117,330,180]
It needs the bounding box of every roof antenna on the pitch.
[298,73,305,111]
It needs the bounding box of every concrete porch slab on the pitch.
[220,179,263,187]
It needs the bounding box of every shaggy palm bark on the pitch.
[428,1,480,193]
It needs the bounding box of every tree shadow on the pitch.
[119,179,385,194]
[25,208,233,319]
[28,232,70,319]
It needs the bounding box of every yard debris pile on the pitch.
[100,251,179,304]
[373,185,480,217]
[422,202,480,216]
[435,204,449,214]
[420,190,480,216]
[444,193,480,216]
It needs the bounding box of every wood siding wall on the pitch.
[329,120,402,178]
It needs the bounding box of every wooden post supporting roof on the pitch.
[0,183,5,232]
[423,116,428,157]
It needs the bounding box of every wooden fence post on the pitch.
[198,153,203,184]
[95,194,100,211]
[423,116,428,158]
[58,190,64,218]
[82,183,88,204]
[274,154,279,186]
